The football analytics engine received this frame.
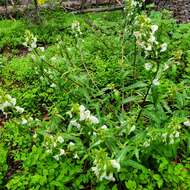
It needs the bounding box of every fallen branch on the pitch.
[72,5,124,13]
[62,0,123,9]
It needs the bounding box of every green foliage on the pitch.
[0,20,26,49]
[0,7,190,190]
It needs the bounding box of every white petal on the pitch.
[21,119,27,125]
[15,106,24,113]
[57,136,64,143]
[160,43,167,52]
[153,79,160,86]
[151,25,158,33]
[110,160,120,171]
[101,125,108,130]
[53,155,60,161]
[89,115,99,124]
[59,149,65,156]
[183,121,190,127]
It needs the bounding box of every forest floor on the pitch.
[0,9,190,190]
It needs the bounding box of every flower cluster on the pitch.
[43,134,66,160]
[143,120,181,148]
[71,21,82,37]
[79,105,99,124]
[92,150,120,182]
[23,30,37,51]
[68,104,99,130]
[0,94,24,114]
[134,15,158,53]
[134,15,167,55]
[42,132,81,161]
[125,0,145,16]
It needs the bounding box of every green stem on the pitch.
[135,63,160,123]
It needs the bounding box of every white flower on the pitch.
[79,105,86,112]
[57,136,64,143]
[31,41,37,49]
[110,160,120,171]
[143,141,150,147]
[169,134,174,139]
[183,120,190,127]
[144,63,153,71]
[79,107,90,121]
[153,79,160,86]
[162,133,167,139]
[93,132,97,137]
[46,149,52,154]
[50,83,56,88]
[69,142,75,146]
[39,47,45,52]
[71,21,80,31]
[53,155,60,161]
[163,63,169,70]
[21,119,27,125]
[53,142,57,147]
[160,43,167,52]
[129,125,136,134]
[89,115,99,124]
[99,171,107,181]
[29,117,33,121]
[151,25,158,33]
[78,105,99,124]
[84,110,91,119]
[59,149,65,156]
[79,111,86,121]
[131,0,137,7]
[74,153,79,159]
[70,119,81,129]
[33,37,37,43]
[103,172,115,182]
[145,45,152,51]
[101,125,108,130]
[148,35,156,43]
[66,111,72,118]
[15,106,24,113]
[92,166,99,177]
[1,101,11,109]
[9,97,16,106]
[175,132,180,138]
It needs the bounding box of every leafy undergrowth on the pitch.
[0,6,190,190]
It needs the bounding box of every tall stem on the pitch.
[133,41,137,79]
[121,31,125,113]
[135,63,160,122]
